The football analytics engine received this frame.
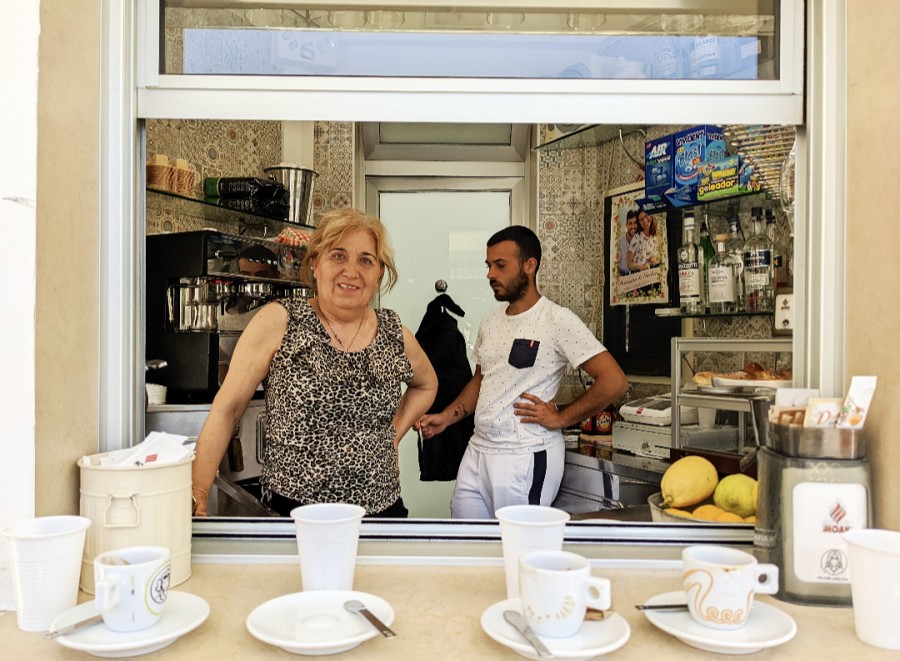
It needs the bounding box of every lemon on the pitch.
[713,473,758,518]
[664,508,694,519]
[660,456,718,508]
[692,504,727,521]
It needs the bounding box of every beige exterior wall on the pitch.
[34,0,101,514]
[846,0,900,530]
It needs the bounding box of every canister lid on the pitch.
[766,424,866,459]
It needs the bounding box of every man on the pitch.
[618,209,638,275]
[416,226,628,519]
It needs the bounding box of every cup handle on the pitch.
[95,578,120,611]
[755,563,780,594]
[583,576,612,611]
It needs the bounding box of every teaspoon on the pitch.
[344,599,396,637]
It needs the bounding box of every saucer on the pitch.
[245,589,394,656]
[53,591,210,658]
[642,591,797,655]
[481,598,631,661]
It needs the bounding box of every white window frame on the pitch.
[99,0,848,553]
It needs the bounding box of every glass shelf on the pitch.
[534,124,648,151]
[147,187,315,230]
[655,308,772,319]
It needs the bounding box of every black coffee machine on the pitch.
[146,230,309,403]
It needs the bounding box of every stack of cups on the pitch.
[844,529,900,650]
[682,545,779,630]
[2,515,91,631]
[291,503,365,591]
[495,505,570,599]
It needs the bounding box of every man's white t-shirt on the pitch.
[469,296,606,453]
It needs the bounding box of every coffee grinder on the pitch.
[754,424,870,606]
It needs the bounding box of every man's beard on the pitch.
[492,270,529,302]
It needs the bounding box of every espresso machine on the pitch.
[146,230,310,403]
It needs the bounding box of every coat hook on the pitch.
[435,279,448,293]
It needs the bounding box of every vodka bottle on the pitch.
[725,213,746,310]
[743,207,775,311]
[766,208,789,288]
[708,233,738,313]
[678,211,705,313]
[698,211,716,302]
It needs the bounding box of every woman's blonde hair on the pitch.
[301,207,399,294]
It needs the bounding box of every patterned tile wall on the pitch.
[145,119,353,235]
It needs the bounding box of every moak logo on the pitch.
[822,501,851,533]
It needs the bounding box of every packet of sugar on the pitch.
[775,388,820,408]
[803,397,843,428]
[836,376,877,429]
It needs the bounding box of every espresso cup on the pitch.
[682,545,778,630]
[519,550,611,638]
[94,546,172,632]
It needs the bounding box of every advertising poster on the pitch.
[608,182,669,306]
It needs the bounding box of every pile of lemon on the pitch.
[659,455,758,523]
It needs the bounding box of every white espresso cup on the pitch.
[94,546,172,632]
[519,550,612,638]
[682,545,778,630]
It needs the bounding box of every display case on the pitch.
[671,337,792,452]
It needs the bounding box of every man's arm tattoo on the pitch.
[451,402,469,419]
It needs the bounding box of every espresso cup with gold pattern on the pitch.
[682,545,778,631]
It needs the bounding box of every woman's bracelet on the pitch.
[192,486,209,497]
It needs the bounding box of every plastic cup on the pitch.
[146,383,167,405]
[495,505,570,599]
[2,515,91,631]
[844,529,900,650]
[291,503,365,591]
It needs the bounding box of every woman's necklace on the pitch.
[314,301,365,351]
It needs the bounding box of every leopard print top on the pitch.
[262,298,413,514]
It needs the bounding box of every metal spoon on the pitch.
[634,603,690,611]
[344,599,396,638]
[503,610,553,659]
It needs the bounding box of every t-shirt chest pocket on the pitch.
[508,338,540,369]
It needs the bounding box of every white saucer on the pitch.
[480,598,631,661]
[53,591,210,658]
[245,589,394,656]
[642,591,797,655]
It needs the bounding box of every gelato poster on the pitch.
[607,183,669,306]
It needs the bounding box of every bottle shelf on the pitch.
[147,187,315,231]
[655,308,772,319]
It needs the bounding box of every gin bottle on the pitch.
[743,207,775,311]
[766,208,789,288]
[708,234,738,313]
[725,213,746,310]
[678,211,705,314]
[698,211,716,302]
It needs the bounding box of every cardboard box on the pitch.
[644,135,674,200]
[673,125,725,188]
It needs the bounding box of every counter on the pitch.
[2,561,892,659]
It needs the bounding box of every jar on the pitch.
[754,425,871,606]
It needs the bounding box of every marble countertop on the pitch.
[2,562,894,659]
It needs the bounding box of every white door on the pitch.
[376,188,511,518]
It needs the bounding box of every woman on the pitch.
[627,209,661,271]
[191,208,438,518]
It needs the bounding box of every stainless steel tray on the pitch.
[767,424,866,459]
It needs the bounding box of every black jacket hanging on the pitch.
[414,294,474,481]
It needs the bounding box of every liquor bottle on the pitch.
[725,213,746,310]
[766,208,789,288]
[698,211,716,302]
[708,233,738,313]
[743,206,775,312]
[678,211,705,314]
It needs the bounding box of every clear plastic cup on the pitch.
[2,515,91,631]
[291,503,365,591]
[495,505,570,599]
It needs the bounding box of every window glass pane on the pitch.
[162,3,778,81]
